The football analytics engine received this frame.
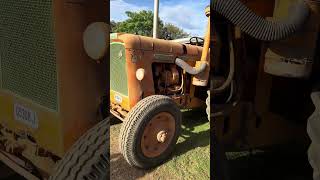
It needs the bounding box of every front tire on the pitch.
[49,118,109,180]
[119,95,182,169]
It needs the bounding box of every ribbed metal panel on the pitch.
[110,42,128,96]
[0,1,58,111]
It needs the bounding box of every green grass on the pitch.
[110,110,210,180]
[153,110,210,179]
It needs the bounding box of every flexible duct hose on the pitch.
[175,58,207,75]
[212,0,310,41]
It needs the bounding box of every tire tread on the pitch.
[49,118,110,180]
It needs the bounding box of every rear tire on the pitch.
[49,118,109,180]
[120,95,181,169]
[308,92,320,180]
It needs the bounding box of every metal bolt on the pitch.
[157,130,167,143]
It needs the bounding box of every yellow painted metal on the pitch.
[192,8,211,86]
[273,0,299,18]
[110,90,130,111]
[200,16,211,63]
[0,1,108,178]
[0,90,64,157]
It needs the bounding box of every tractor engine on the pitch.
[153,64,183,95]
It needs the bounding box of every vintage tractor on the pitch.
[0,1,109,180]
[109,7,211,168]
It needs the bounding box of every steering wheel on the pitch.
[189,37,204,46]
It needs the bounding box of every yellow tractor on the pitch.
[0,1,109,179]
[109,6,211,168]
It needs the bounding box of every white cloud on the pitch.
[110,0,150,22]
[159,3,208,36]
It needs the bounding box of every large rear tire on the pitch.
[49,118,109,180]
[120,95,182,169]
[307,92,320,180]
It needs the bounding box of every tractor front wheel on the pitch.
[119,95,182,169]
[49,118,109,180]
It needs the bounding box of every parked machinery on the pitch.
[0,1,109,179]
[108,6,211,169]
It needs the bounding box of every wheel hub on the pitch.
[157,130,168,143]
[141,112,176,158]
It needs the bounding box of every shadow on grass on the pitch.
[169,109,210,159]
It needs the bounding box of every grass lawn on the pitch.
[110,110,210,180]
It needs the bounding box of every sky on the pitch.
[110,0,209,37]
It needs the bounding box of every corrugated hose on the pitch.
[212,0,310,41]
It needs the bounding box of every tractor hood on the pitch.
[111,33,202,56]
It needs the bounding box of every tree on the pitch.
[110,20,119,32]
[161,23,190,40]
[112,10,189,39]
[113,10,164,37]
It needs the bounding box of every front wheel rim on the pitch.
[140,112,176,158]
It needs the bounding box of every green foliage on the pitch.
[161,23,190,40]
[112,10,163,37]
[110,20,119,32]
[112,10,189,39]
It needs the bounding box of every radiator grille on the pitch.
[110,42,128,96]
[0,1,58,111]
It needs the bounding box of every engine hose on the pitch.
[212,0,310,41]
[226,81,234,103]
[214,36,235,93]
[167,74,184,93]
[175,58,207,75]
